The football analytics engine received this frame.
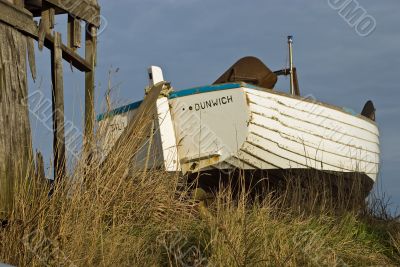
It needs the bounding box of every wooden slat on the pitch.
[67,15,73,48]
[244,88,379,136]
[38,7,55,50]
[251,124,378,173]
[74,19,82,48]
[51,32,66,181]
[67,15,81,51]
[49,7,55,29]
[246,93,380,146]
[249,120,378,164]
[38,8,50,50]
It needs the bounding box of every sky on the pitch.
[28,0,399,210]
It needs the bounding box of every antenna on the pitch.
[288,36,295,95]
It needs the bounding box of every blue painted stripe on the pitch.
[97,83,244,121]
[97,100,142,121]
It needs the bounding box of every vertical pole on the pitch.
[84,24,96,154]
[51,32,66,181]
[288,36,295,95]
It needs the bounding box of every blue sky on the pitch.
[28,0,399,210]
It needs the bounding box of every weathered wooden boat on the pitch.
[97,37,380,197]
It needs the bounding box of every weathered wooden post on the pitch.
[84,24,96,154]
[0,1,34,219]
[51,32,66,181]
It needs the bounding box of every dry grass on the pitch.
[1,111,399,266]
[1,161,399,266]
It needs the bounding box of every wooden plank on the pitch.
[0,0,38,37]
[67,15,74,49]
[84,24,96,150]
[38,8,50,50]
[49,7,55,29]
[51,32,66,181]
[0,0,92,72]
[38,8,54,50]
[67,15,81,51]
[74,19,82,48]
[245,89,380,138]
[44,0,100,27]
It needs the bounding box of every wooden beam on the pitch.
[0,0,92,72]
[44,0,100,27]
[51,32,66,181]
[45,33,91,72]
[0,0,38,37]
[84,24,96,151]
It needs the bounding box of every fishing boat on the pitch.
[97,37,380,197]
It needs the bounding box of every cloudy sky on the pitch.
[28,0,399,209]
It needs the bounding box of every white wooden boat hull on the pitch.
[97,83,380,187]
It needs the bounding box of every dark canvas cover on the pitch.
[214,56,278,89]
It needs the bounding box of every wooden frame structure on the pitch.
[0,0,100,180]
